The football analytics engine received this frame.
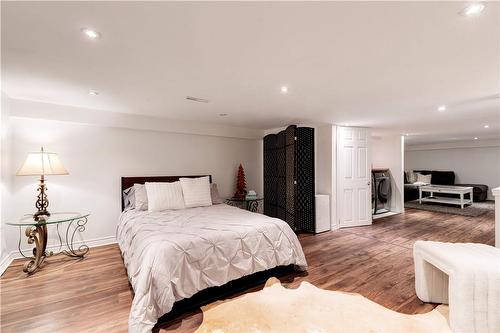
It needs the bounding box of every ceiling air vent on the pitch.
[186,96,209,103]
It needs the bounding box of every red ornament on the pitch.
[233,163,247,199]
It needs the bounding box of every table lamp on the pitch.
[16,147,69,220]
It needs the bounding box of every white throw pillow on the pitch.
[406,170,417,184]
[416,173,432,184]
[134,184,148,211]
[145,181,185,211]
[180,176,212,208]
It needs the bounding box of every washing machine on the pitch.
[372,169,392,215]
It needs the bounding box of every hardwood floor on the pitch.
[0,208,494,332]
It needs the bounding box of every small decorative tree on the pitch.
[233,163,247,199]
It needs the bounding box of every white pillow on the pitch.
[145,181,185,211]
[180,176,212,208]
[134,184,148,211]
[416,173,432,184]
[406,170,417,184]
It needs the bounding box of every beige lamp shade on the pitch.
[16,148,69,176]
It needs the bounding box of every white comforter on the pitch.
[117,204,307,333]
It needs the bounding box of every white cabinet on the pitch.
[315,194,331,233]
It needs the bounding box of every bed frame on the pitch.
[119,175,299,328]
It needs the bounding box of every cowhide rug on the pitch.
[195,277,451,333]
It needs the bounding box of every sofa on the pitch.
[404,170,488,202]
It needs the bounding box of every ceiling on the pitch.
[2,2,499,144]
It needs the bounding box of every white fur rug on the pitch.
[195,277,451,333]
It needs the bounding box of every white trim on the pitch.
[494,187,500,248]
[331,125,338,229]
[330,223,341,231]
[0,235,116,276]
[405,139,500,151]
[373,211,400,220]
[0,253,13,277]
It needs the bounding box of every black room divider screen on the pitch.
[263,125,315,232]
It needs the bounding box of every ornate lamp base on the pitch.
[33,175,50,221]
[33,210,50,221]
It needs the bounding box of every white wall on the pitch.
[371,135,404,213]
[1,99,264,272]
[405,142,500,199]
[0,93,12,272]
[9,98,263,140]
[316,125,337,229]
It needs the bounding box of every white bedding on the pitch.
[117,204,307,333]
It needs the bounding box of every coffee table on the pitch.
[419,185,473,209]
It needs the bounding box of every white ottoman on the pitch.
[413,241,500,333]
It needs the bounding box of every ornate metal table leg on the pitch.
[62,217,89,258]
[23,224,48,274]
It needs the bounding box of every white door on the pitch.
[337,126,372,227]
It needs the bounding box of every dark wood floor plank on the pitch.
[0,208,494,332]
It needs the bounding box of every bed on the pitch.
[117,176,308,333]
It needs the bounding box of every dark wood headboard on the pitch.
[121,175,212,211]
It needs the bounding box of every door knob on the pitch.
[367,181,371,186]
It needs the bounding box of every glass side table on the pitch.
[225,198,264,212]
[6,212,90,275]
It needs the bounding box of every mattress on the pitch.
[117,204,307,333]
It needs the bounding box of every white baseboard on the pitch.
[0,235,116,277]
[330,224,341,231]
[0,253,13,277]
[373,211,400,220]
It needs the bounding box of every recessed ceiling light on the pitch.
[88,90,99,96]
[484,124,489,128]
[280,86,288,94]
[438,105,447,112]
[474,137,479,140]
[81,28,101,40]
[219,113,228,117]
[461,2,486,16]
[405,133,410,136]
